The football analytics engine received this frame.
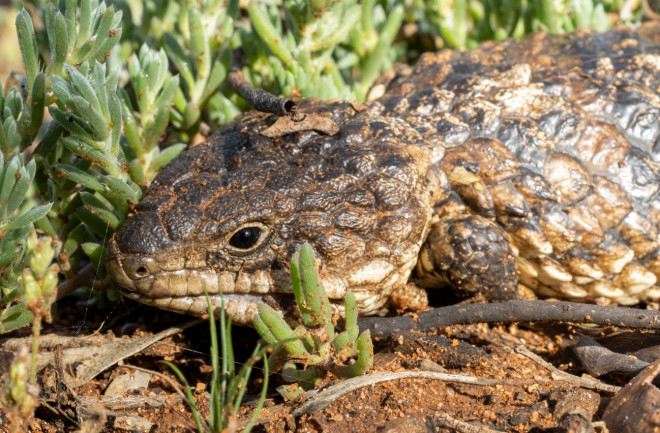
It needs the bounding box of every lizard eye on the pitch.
[226,223,271,255]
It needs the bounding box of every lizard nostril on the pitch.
[122,256,158,280]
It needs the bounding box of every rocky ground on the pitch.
[3,294,659,433]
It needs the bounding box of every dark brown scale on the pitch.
[107,25,660,323]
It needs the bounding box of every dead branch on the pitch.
[515,345,620,394]
[292,371,535,416]
[358,300,660,338]
[228,69,303,120]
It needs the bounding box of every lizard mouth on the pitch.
[105,238,289,324]
[121,290,270,324]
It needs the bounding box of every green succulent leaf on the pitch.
[180,102,199,129]
[44,3,58,62]
[276,383,305,400]
[1,117,20,156]
[81,242,106,265]
[78,191,113,212]
[70,96,109,141]
[62,0,76,46]
[307,5,362,51]
[61,138,112,168]
[163,33,194,93]
[76,206,116,237]
[202,53,229,102]
[152,144,186,172]
[54,164,106,194]
[290,248,314,326]
[188,10,210,80]
[51,75,74,107]
[66,65,103,115]
[128,159,145,186]
[48,108,97,145]
[76,0,98,45]
[333,330,373,377]
[154,74,180,110]
[0,229,27,269]
[23,73,46,138]
[4,203,53,233]
[248,3,294,64]
[0,303,34,334]
[0,155,22,210]
[60,222,85,260]
[103,175,140,204]
[344,292,359,344]
[52,11,70,68]
[91,62,110,120]
[4,162,34,220]
[86,6,119,61]
[253,314,277,345]
[281,362,322,390]
[256,304,307,356]
[331,330,351,352]
[15,9,39,91]
[358,3,404,97]
[108,93,123,156]
[298,243,332,329]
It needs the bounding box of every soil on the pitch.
[2,293,651,433]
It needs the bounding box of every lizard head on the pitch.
[106,102,433,324]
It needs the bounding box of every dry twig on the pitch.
[293,371,536,416]
[228,68,304,120]
[515,345,620,393]
[359,300,660,338]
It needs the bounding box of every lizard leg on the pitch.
[417,214,519,300]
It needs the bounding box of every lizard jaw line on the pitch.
[121,291,272,325]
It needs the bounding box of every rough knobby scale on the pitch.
[107,25,660,324]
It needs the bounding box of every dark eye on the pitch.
[228,227,262,250]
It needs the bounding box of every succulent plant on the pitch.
[254,243,374,398]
